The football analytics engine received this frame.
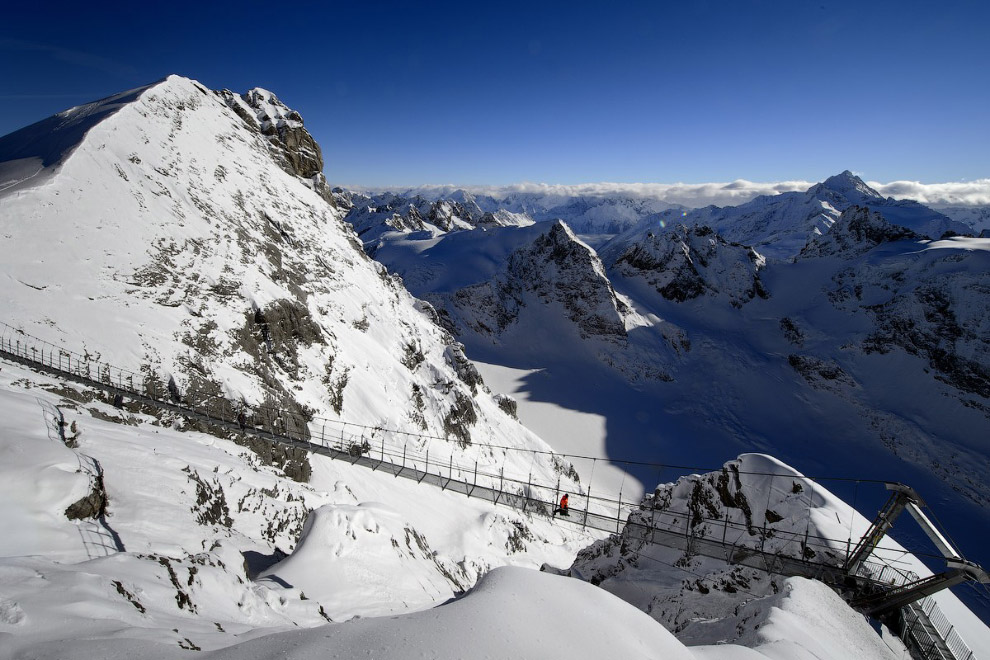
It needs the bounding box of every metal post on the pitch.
[723,502,729,544]
[584,483,593,531]
[650,478,659,545]
[468,461,477,498]
[495,467,504,504]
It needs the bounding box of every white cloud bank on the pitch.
[869,179,990,207]
[356,179,990,209]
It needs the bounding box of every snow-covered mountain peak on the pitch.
[609,224,768,307]
[0,73,565,483]
[360,218,631,367]
[654,170,969,260]
[820,170,884,204]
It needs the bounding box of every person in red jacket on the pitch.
[554,493,570,518]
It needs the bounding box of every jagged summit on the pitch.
[217,85,330,200]
[610,224,768,308]
[241,88,305,131]
[427,220,629,345]
[819,170,884,204]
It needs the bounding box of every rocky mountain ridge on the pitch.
[430,221,630,344]
[342,186,683,241]
[218,87,336,206]
[650,170,970,260]
[608,224,768,308]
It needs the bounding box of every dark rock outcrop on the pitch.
[613,225,767,307]
[65,475,108,520]
[800,206,920,259]
[218,88,335,206]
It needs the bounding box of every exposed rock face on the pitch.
[612,225,768,307]
[563,455,846,641]
[800,206,920,259]
[511,222,628,338]
[863,282,990,400]
[427,199,475,232]
[787,354,856,392]
[218,88,335,207]
[342,193,529,246]
[436,221,628,341]
[65,475,108,520]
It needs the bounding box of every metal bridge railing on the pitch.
[903,596,976,660]
[0,320,935,563]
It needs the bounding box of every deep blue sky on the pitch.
[2,0,987,187]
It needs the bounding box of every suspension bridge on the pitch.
[0,321,985,660]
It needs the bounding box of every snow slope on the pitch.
[0,311,934,660]
[0,84,151,194]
